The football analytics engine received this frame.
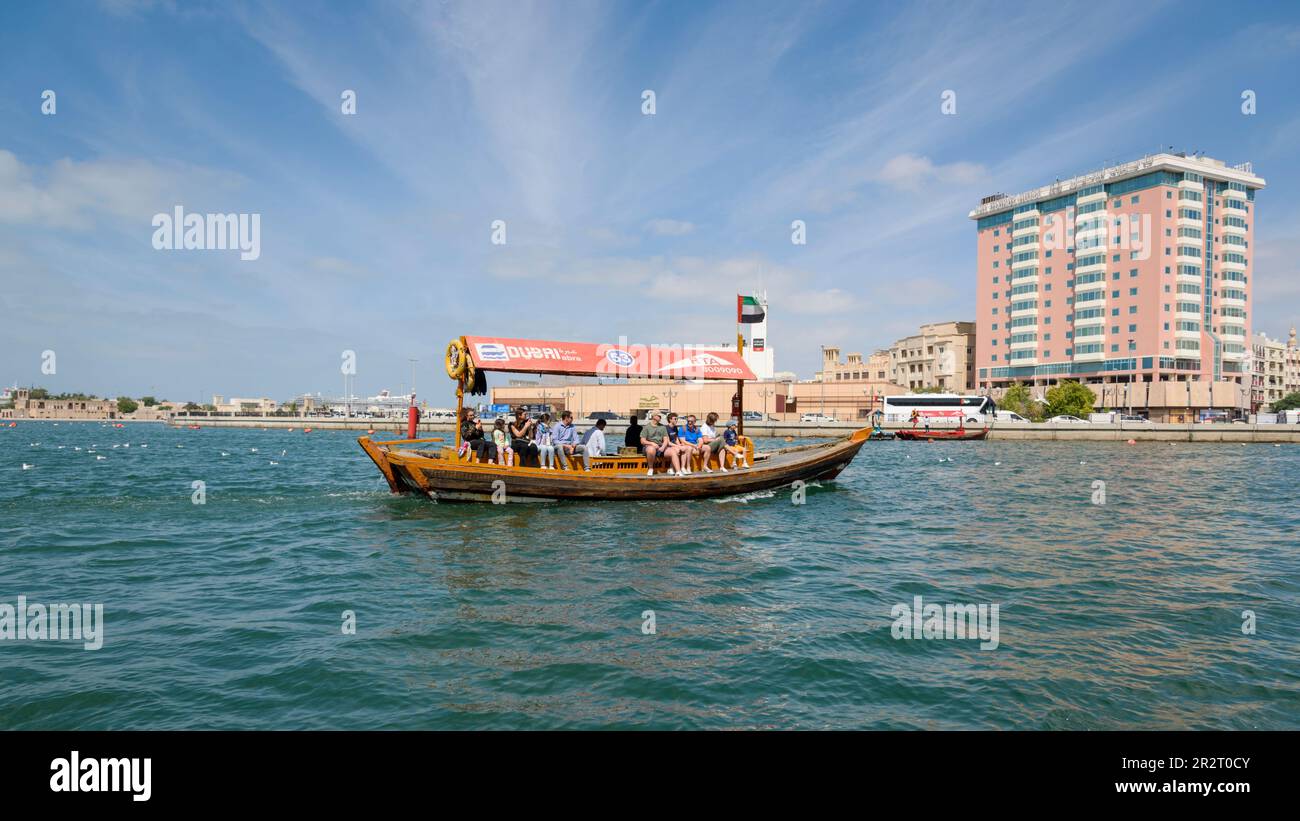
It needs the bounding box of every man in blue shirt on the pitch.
[552,411,590,471]
[679,414,706,474]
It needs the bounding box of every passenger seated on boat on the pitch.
[681,415,711,473]
[492,418,514,467]
[510,409,539,466]
[700,412,726,469]
[582,418,607,458]
[533,413,556,469]
[553,411,590,471]
[663,412,690,476]
[460,409,496,463]
[624,414,643,453]
[720,421,748,470]
[640,412,668,476]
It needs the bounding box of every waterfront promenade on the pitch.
[150,416,1300,443]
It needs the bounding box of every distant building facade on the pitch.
[1,389,118,419]
[1250,332,1287,411]
[885,321,976,391]
[970,152,1265,394]
[211,395,280,415]
[1285,327,1300,401]
[816,321,976,392]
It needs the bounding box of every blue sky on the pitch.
[2,0,1299,401]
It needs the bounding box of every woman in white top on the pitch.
[699,411,726,472]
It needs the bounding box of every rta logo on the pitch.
[475,343,508,361]
[605,349,635,367]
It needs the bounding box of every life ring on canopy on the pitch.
[445,339,468,380]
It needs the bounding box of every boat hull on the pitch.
[359,432,870,502]
[894,427,989,441]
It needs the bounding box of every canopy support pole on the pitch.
[455,380,464,451]
[736,328,745,436]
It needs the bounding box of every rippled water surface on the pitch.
[2,421,1297,729]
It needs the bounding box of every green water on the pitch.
[1,421,1297,729]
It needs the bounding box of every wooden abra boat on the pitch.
[894,427,988,441]
[893,408,989,441]
[358,334,873,503]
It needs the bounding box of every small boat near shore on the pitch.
[894,427,988,441]
[893,408,989,441]
[359,334,874,503]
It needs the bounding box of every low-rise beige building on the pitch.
[885,321,976,392]
[988,379,1249,423]
[491,380,780,420]
[211,395,280,415]
[1251,332,1287,411]
[1,389,119,419]
[490,375,908,422]
[1284,327,1300,400]
[814,348,890,383]
[815,321,977,393]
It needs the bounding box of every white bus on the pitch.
[881,394,996,424]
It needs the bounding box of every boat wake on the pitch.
[712,488,778,504]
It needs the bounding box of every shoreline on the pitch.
[8,416,1299,442]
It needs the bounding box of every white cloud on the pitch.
[875,153,990,192]
[645,218,695,236]
[0,149,246,230]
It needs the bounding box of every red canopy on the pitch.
[464,336,756,381]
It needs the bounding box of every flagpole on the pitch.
[736,295,745,437]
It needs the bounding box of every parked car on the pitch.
[800,413,837,423]
[742,410,764,421]
[995,410,1028,422]
[1048,415,1089,424]
[586,411,620,421]
[1118,414,1152,424]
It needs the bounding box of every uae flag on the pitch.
[737,294,765,324]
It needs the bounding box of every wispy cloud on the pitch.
[645,218,695,236]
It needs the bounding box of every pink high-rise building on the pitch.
[969,153,1265,395]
